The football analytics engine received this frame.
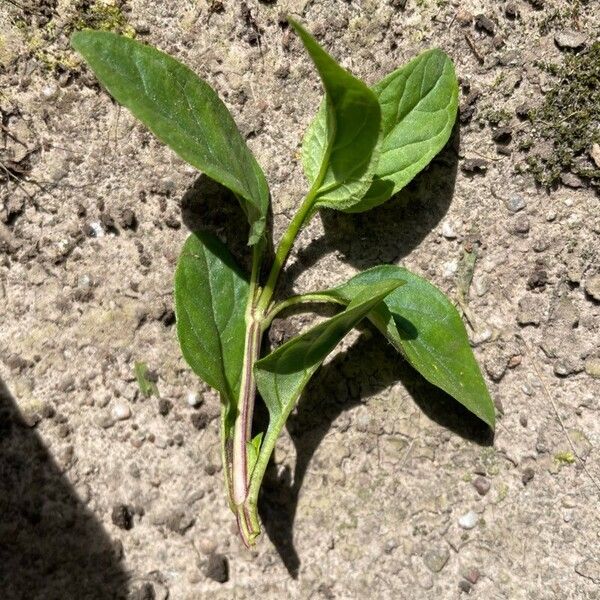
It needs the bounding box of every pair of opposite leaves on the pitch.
[71,21,495,462]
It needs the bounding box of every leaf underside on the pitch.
[72,31,269,244]
[322,265,495,429]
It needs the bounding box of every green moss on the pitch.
[480,107,512,126]
[25,1,135,74]
[496,483,508,503]
[554,451,576,465]
[537,1,589,35]
[73,1,136,37]
[526,42,600,189]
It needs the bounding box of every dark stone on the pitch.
[474,14,495,35]
[100,213,116,232]
[191,412,208,430]
[513,215,530,234]
[157,399,172,416]
[161,309,176,327]
[120,208,137,230]
[205,553,229,583]
[111,504,134,530]
[460,104,476,124]
[164,214,180,229]
[505,3,519,19]
[522,467,535,485]
[492,126,512,144]
[527,269,548,290]
[516,104,530,120]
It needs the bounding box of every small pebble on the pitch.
[459,579,473,593]
[131,583,155,600]
[441,221,457,239]
[158,398,172,416]
[522,467,535,485]
[88,222,104,237]
[41,84,59,99]
[40,403,56,419]
[505,2,519,18]
[584,357,600,379]
[554,30,587,51]
[458,511,478,530]
[492,126,512,144]
[423,546,450,573]
[111,401,132,421]
[96,414,115,429]
[455,8,473,25]
[197,537,218,555]
[187,391,203,407]
[56,423,70,438]
[472,476,491,496]
[590,143,600,168]
[519,413,528,427]
[464,567,480,584]
[513,216,530,234]
[584,276,600,302]
[111,504,134,530]
[120,208,137,229]
[474,14,495,35]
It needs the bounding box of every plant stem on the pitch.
[256,196,316,314]
[263,292,345,328]
[233,157,330,543]
[231,242,264,510]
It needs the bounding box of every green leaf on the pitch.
[291,19,382,211]
[254,279,403,459]
[71,31,269,245]
[303,48,459,212]
[323,266,495,429]
[174,232,249,406]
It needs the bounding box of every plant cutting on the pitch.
[72,19,495,547]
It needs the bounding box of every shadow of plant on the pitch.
[0,378,129,599]
[255,330,492,577]
[178,124,491,577]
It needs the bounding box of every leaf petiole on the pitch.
[263,292,345,329]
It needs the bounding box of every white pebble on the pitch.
[187,391,203,407]
[111,401,131,421]
[441,221,457,239]
[442,260,458,277]
[89,222,104,237]
[458,511,478,530]
[41,84,58,99]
